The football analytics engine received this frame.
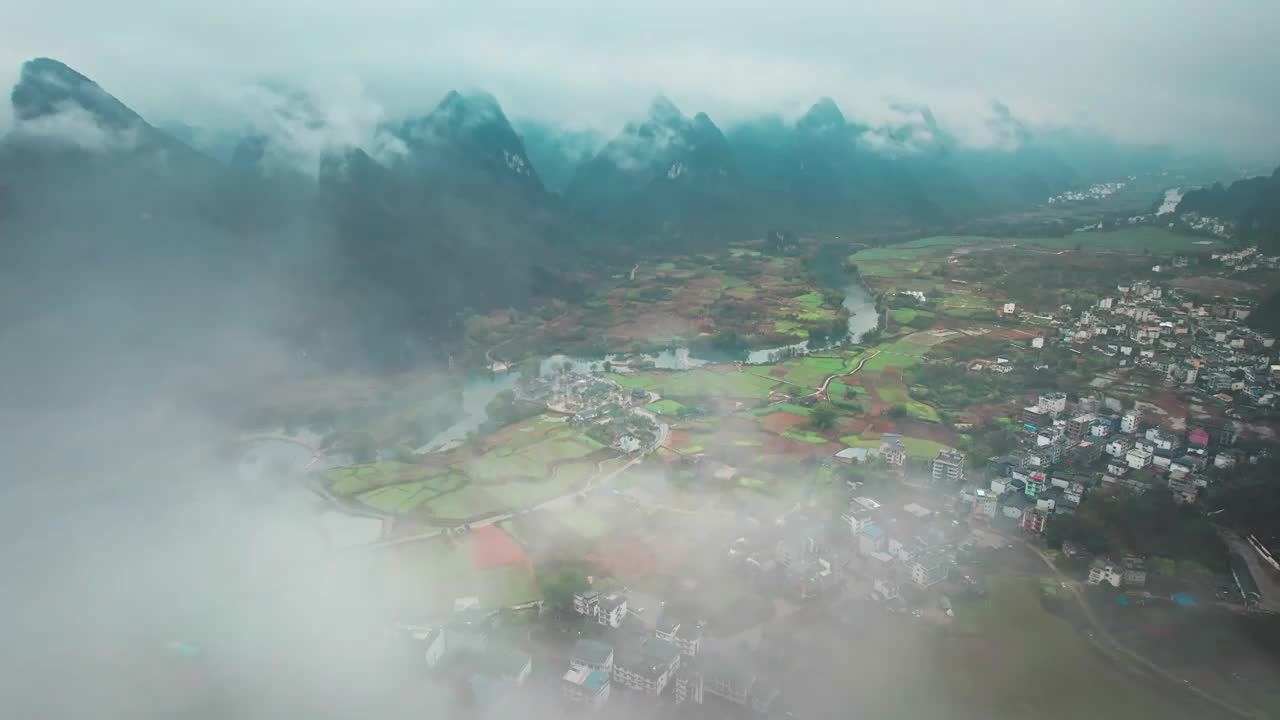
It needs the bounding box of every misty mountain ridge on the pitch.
[0,56,1218,368]
[394,89,544,197]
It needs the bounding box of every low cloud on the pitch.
[10,101,140,151]
[1,1,1276,162]
[212,76,408,174]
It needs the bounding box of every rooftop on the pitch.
[572,638,614,666]
[563,666,610,692]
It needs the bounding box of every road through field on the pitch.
[814,350,880,398]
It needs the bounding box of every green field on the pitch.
[646,398,688,415]
[609,368,779,400]
[900,436,946,458]
[875,384,908,404]
[356,472,467,513]
[840,433,881,449]
[339,415,608,519]
[774,320,809,337]
[326,460,450,496]
[560,509,609,538]
[754,403,813,417]
[418,485,501,519]
[784,428,829,444]
[792,291,825,308]
[776,355,847,387]
[904,400,942,422]
[466,434,598,482]
[1023,226,1226,252]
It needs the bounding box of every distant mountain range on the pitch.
[0,57,1215,368]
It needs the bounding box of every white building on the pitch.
[613,638,682,695]
[1104,438,1131,458]
[573,590,629,628]
[1125,447,1153,470]
[1088,558,1123,587]
[1037,392,1068,417]
[909,550,951,588]
[562,667,611,709]
[931,448,966,484]
[1144,427,1179,452]
[1120,413,1139,434]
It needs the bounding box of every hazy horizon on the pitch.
[2,1,1279,164]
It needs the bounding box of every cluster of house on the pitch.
[840,495,960,606]
[727,518,841,601]
[520,370,660,453]
[971,376,1271,543]
[1044,279,1277,408]
[833,433,966,487]
[1083,554,1148,588]
[560,588,780,713]
[1047,181,1127,204]
[409,602,535,708]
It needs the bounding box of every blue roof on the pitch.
[860,524,884,540]
[583,671,610,691]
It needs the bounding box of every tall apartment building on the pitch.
[931,448,966,484]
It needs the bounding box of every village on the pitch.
[263,230,1280,719]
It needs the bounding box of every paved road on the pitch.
[1022,541,1259,719]
[813,350,881,399]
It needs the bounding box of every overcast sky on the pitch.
[2,1,1278,160]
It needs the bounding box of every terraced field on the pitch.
[326,414,613,522]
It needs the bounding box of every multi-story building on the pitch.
[1022,471,1047,498]
[909,549,951,588]
[612,637,682,695]
[931,448,966,484]
[562,666,611,709]
[841,506,875,535]
[572,590,628,628]
[570,639,614,674]
[1020,507,1049,534]
[1125,447,1153,470]
[1120,412,1139,434]
[1066,413,1097,440]
[1168,472,1199,504]
[1020,406,1051,431]
[655,610,705,657]
[1037,392,1068,417]
[674,654,780,714]
[879,433,907,470]
[1143,427,1180,453]
[1104,438,1131,458]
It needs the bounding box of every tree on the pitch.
[810,402,838,431]
[541,566,590,612]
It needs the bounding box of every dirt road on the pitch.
[1022,541,1259,719]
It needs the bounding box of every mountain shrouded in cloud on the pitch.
[564,96,743,233]
[0,55,1231,369]
[395,89,544,197]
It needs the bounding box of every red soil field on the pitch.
[470,524,527,568]
[759,412,809,434]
